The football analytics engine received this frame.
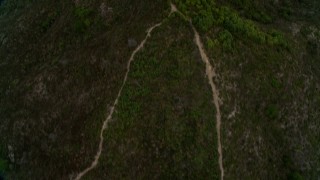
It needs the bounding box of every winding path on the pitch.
[74,10,173,180]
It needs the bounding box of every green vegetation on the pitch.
[216,6,266,43]
[174,0,289,48]
[206,37,218,50]
[288,172,304,180]
[221,0,274,23]
[0,147,7,176]
[40,12,58,33]
[207,30,234,52]
[0,158,7,173]
[73,6,94,34]
[283,155,305,180]
[217,30,233,51]
[265,104,279,120]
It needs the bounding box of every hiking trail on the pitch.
[192,26,224,180]
[170,3,225,179]
[73,10,173,180]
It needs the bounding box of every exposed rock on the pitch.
[128,38,137,48]
[100,3,107,17]
[49,133,57,142]
[108,7,113,13]
[100,3,113,18]
[18,152,27,165]
[291,23,301,36]
[0,34,7,46]
[74,0,79,6]
[8,145,14,163]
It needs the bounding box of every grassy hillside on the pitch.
[0,0,168,179]
[0,0,319,179]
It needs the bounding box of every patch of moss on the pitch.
[0,158,7,173]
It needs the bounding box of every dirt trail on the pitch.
[74,4,224,180]
[192,26,224,180]
[170,4,225,179]
[73,13,170,180]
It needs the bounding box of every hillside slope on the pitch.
[0,0,319,179]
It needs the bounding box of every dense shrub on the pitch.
[73,6,93,33]
[218,30,233,51]
[206,38,218,49]
[216,7,266,43]
[267,30,289,49]
[173,0,288,48]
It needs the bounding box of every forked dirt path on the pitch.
[171,4,225,180]
[74,4,224,180]
[73,10,173,180]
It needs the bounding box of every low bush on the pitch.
[0,158,7,173]
[40,12,58,33]
[218,30,233,51]
[73,6,93,33]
